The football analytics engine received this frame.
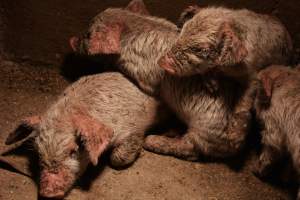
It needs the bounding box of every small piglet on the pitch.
[253,65,300,199]
[5,72,163,198]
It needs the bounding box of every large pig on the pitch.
[5,72,164,198]
[70,0,260,160]
[253,65,300,199]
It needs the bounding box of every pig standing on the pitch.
[5,72,164,198]
[70,1,291,160]
[253,65,300,199]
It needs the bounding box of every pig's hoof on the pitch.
[110,148,139,168]
[252,161,271,179]
[231,111,251,128]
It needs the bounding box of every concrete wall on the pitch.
[0,0,299,66]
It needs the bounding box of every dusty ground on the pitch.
[0,56,295,200]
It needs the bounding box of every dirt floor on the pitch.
[0,55,296,200]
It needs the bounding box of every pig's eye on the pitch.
[200,48,210,58]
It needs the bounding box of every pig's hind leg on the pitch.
[143,132,199,161]
[144,120,249,160]
[110,133,144,168]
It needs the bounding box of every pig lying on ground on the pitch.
[70,1,291,160]
[253,65,300,199]
[5,72,164,198]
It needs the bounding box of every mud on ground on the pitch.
[0,55,295,200]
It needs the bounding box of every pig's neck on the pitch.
[118,18,178,96]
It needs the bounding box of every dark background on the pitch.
[0,0,299,66]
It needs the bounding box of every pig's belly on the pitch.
[160,76,229,127]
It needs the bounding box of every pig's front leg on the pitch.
[253,128,284,178]
[110,133,144,167]
[143,132,199,161]
[228,79,258,141]
[253,145,283,178]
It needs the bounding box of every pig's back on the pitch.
[64,72,160,139]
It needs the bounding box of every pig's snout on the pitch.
[69,36,79,52]
[40,170,72,199]
[158,54,177,74]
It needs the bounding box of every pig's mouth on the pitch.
[39,168,75,199]
[158,54,177,75]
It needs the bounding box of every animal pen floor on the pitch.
[0,56,294,200]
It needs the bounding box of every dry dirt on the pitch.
[0,56,295,200]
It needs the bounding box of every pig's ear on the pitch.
[260,73,274,98]
[215,22,248,66]
[125,0,150,15]
[5,116,41,145]
[255,75,273,109]
[73,114,114,166]
[177,5,200,28]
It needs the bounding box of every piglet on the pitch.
[5,72,164,198]
[253,65,300,199]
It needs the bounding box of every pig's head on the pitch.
[258,65,294,97]
[159,20,248,76]
[69,0,149,56]
[5,113,113,198]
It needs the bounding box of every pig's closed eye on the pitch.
[193,48,210,58]
[200,48,210,56]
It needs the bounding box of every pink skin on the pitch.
[39,167,74,199]
[69,36,79,51]
[158,54,176,74]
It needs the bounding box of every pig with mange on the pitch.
[70,0,292,160]
[5,72,165,198]
[253,65,300,200]
[151,5,292,159]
